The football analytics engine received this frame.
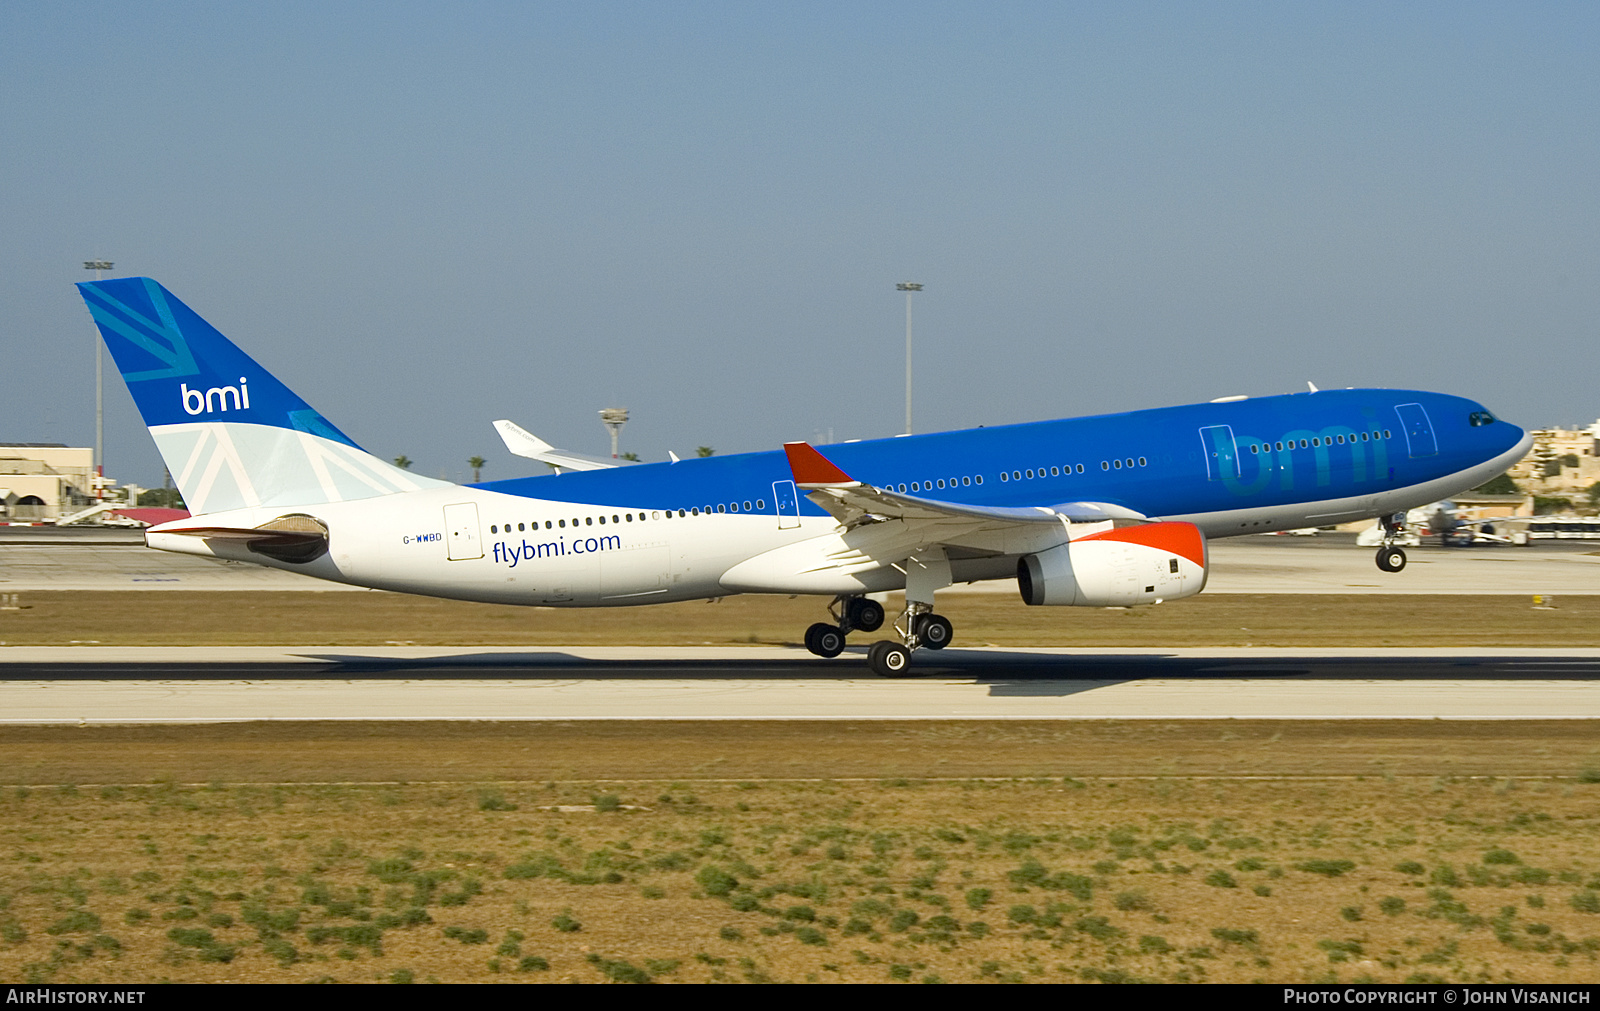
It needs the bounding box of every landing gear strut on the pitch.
[865,601,956,676]
[1375,513,1408,573]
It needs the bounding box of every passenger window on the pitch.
[1012,470,1021,480]
[1139,457,1147,466]
[999,473,1007,482]
[729,503,738,513]
[1051,466,1059,476]
[962,476,970,486]
[756,500,764,509]
[490,525,498,534]
[586,517,593,526]
[1076,464,1084,474]
[1025,470,1033,480]
[598,516,606,524]
[1101,461,1109,470]
[717,504,725,513]
[558,519,565,528]
[975,475,983,484]
[1113,459,1122,469]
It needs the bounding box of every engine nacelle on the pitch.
[1018,521,1207,606]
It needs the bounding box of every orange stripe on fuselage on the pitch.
[1075,522,1206,568]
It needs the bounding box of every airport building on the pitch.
[0,444,100,522]
[1506,421,1600,507]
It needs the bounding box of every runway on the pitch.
[4,645,1599,722]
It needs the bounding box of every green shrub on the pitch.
[1113,890,1151,911]
[1379,896,1406,916]
[46,910,102,935]
[587,953,650,983]
[592,794,622,812]
[551,911,581,933]
[1570,892,1600,914]
[1204,869,1237,889]
[1211,927,1259,946]
[965,887,991,910]
[1395,861,1425,876]
[696,866,738,897]
[1484,849,1520,865]
[1296,860,1356,878]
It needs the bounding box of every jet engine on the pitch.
[1018,521,1207,607]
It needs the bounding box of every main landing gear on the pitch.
[803,595,886,659]
[1375,513,1408,573]
[802,600,956,678]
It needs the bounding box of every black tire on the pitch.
[915,613,953,650]
[1375,546,1407,573]
[848,597,885,633]
[805,622,845,658]
[868,640,913,677]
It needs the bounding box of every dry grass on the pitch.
[2,591,1599,647]
[3,774,1599,984]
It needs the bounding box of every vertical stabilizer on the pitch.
[77,278,448,515]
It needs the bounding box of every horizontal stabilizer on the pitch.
[149,514,329,564]
[492,420,638,472]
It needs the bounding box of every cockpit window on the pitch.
[1469,411,1496,427]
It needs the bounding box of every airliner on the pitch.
[77,278,1531,676]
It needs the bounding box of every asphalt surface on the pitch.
[3,646,1598,722]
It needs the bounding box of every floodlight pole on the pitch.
[896,283,922,435]
[84,260,113,498]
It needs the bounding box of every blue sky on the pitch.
[3,2,1596,486]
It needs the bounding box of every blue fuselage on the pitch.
[479,389,1526,537]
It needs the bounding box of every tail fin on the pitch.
[77,278,447,515]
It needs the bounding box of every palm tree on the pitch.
[393,455,412,470]
[468,456,486,483]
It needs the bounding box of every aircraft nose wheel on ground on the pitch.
[1375,546,1407,573]
[804,622,846,658]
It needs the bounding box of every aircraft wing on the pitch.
[782,442,1146,528]
[493,420,636,472]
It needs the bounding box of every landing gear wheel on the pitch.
[868,640,913,677]
[805,622,846,658]
[914,613,953,650]
[847,597,885,633]
[1375,546,1407,573]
